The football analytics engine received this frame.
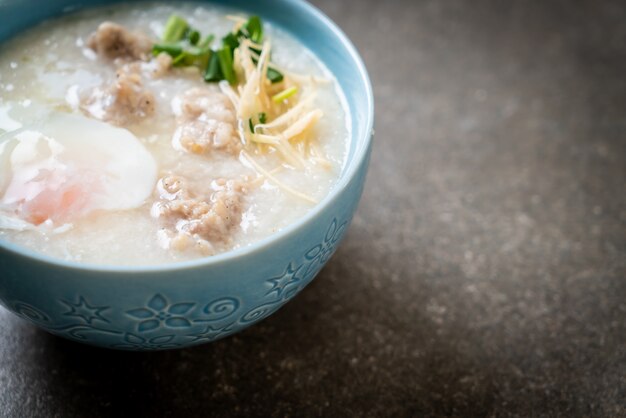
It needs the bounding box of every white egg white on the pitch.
[0,109,157,228]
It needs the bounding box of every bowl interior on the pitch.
[0,0,374,272]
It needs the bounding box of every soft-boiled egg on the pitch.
[0,110,157,228]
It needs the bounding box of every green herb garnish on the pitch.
[239,16,263,44]
[152,43,184,57]
[175,46,212,67]
[198,34,215,49]
[154,15,281,85]
[187,29,201,45]
[248,113,268,133]
[173,54,188,66]
[204,51,222,82]
[222,32,240,52]
[272,86,298,103]
[162,15,189,42]
[217,45,236,84]
[267,67,284,84]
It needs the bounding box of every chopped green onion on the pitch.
[172,53,187,66]
[267,67,284,84]
[187,29,201,45]
[217,46,236,84]
[162,15,189,42]
[156,15,277,86]
[198,34,215,48]
[248,113,267,133]
[173,46,212,67]
[196,54,211,70]
[152,43,184,57]
[204,51,222,82]
[242,16,263,44]
[222,32,240,51]
[187,46,211,57]
[272,86,298,103]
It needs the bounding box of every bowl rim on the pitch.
[0,0,374,274]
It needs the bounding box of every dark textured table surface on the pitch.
[1,0,625,417]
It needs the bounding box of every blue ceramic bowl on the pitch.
[0,0,373,350]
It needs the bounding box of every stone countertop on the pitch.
[0,0,624,416]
